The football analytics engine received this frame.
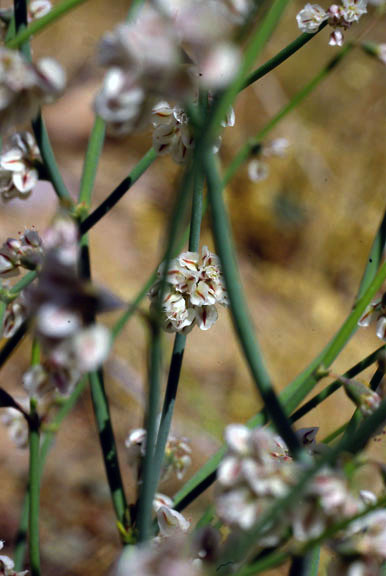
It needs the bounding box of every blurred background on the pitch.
[0,0,385,573]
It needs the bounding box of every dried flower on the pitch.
[2,295,27,338]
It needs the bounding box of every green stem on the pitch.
[321,422,347,444]
[79,148,157,235]
[32,115,72,205]
[205,153,305,460]
[356,206,386,300]
[6,0,91,49]
[224,43,353,185]
[89,370,128,529]
[206,0,290,141]
[152,167,205,499]
[14,378,87,570]
[9,271,38,295]
[241,23,328,91]
[137,323,162,542]
[28,398,41,576]
[78,116,106,208]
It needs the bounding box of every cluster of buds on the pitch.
[247,138,290,183]
[0,227,43,278]
[215,424,376,548]
[148,246,228,334]
[328,506,386,575]
[296,1,368,46]
[95,1,244,136]
[358,293,386,340]
[0,47,65,135]
[125,427,192,483]
[0,540,28,575]
[0,132,41,202]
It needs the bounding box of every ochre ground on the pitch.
[0,1,385,574]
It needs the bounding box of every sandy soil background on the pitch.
[0,0,385,574]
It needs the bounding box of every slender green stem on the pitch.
[78,116,106,208]
[112,272,156,340]
[79,148,157,235]
[205,153,305,460]
[6,0,91,49]
[205,0,290,141]
[356,206,386,300]
[32,115,72,205]
[225,43,353,185]
[10,271,38,295]
[321,422,347,444]
[14,378,87,570]
[241,23,328,91]
[137,323,162,542]
[89,370,128,529]
[28,398,41,576]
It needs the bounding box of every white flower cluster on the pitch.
[0,227,43,278]
[148,246,228,334]
[0,132,40,202]
[0,47,65,136]
[95,1,244,136]
[126,427,192,482]
[296,1,368,46]
[0,540,28,576]
[215,424,378,549]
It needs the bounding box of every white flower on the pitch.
[2,297,27,338]
[28,0,52,21]
[125,427,147,463]
[42,215,79,266]
[263,138,290,158]
[36,304,82,339]
[153,493,174,512]
[248,159,269,182]
[375,44,386,64]
[22,364,53,399]
[71,324,111,372]
[1,405,29,449]
[296,4,328,33]
[329,30,345,46]
[94,68,147,136]
[342,0,368,22]
[198,42,241,89]
[157,505,191,537]
[0,131,40,201]
[0,540,28,575]
[152,101,194,164]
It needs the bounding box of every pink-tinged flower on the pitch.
[328,4,350,27]
[36,304,82,339]
[329,30,345,46]
[94,68,147,136]
[157,505,191,537]
[194,305,218,330]
[2,297,27,338]
[342,0,368,22]
[0,541,28,575]
[71,324,111,372]
[28,0,52,21]
[0,48,65,135]
[296,4,328,32]
[248,159,269,182]
[152,101,194,164]
[22,364,53,399]
[0,131,40,201]
[216,487,258,529]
